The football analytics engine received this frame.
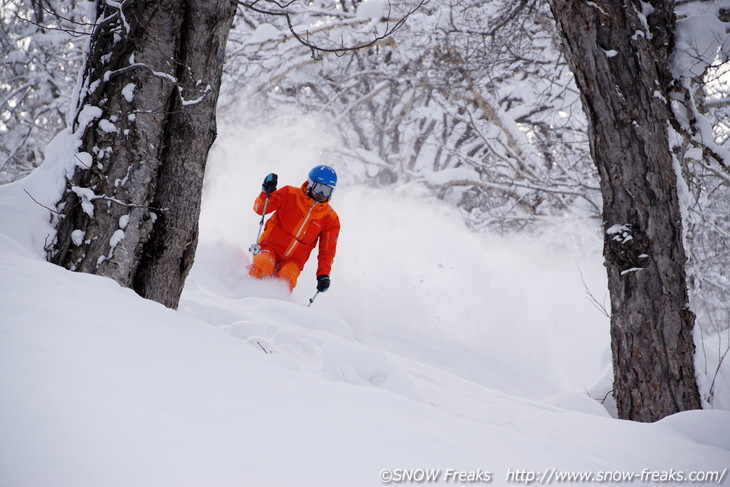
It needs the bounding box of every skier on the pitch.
[248,165,340,293]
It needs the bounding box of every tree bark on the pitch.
[49,0,236,309]
[549,0,702,421]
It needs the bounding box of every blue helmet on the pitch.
[308,165,337,187]
[307,165,337,202]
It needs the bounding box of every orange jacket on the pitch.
[254,183,340,276]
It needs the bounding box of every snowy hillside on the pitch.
[1,111,730,486]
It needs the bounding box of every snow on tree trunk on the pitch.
[549,0,702,421]
[49,0,236,309]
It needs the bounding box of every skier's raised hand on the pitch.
[262,173,278,194]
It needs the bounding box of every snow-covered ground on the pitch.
[1,110,729,486]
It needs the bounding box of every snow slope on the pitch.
[1,111,729,486]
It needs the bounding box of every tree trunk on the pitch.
[49,0,236,309]
[549,0,702,421]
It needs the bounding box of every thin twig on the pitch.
[23,189,59,214]
[239,0,425,57]
[576,262,610,318]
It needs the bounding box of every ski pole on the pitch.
[249,195,270,255]
[307,291,320,307]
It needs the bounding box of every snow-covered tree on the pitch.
[48,0,236,309]
[669,2,730,408]
[0,0,88,183]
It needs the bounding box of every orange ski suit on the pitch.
[248,183,340,291]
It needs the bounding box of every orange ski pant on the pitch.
[249,251,301,291]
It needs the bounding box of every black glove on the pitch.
[262,173,278,194]
[316,275,330,292]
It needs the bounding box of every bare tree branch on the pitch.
[238,0,425,58]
